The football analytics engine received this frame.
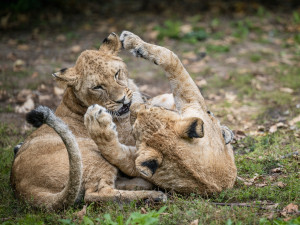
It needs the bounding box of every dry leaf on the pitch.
[31,72,39,78]
[280,87,293,94]
[56,34,66,42]
[271,168,282,173]
[54,86,65,96]
[73,205,87,221]
[269,125,277,133]
[15,98,34,114]
[274,182,286,188]
[17,44,29,51]
[283,203,298,213]
[71,45,81,53]
[39,95,51,103]
[180,24,192,34]
[255,183,267,187]
[263,212,275,220]
[289,115,300,126]
[190,219,199,225]
[225,57,237,64]
[281,203,299,217]
[195,79,207,88]
[13,59,25,72]
[16,89,33,103]
[265,203,279,210]
[140,207,147,214]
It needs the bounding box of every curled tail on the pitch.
[26,106,83,209]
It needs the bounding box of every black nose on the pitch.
[115,96,125,104]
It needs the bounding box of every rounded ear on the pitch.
[52,67,78,86]
[175,117,204,139]
[135,143,163,178]
[99,32,121,55]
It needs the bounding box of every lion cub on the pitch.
[85,31,237,195]
[10,33,166,210]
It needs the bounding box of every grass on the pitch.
[1,120,299,224]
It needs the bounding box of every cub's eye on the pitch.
[115,69,121,80]
[93,85,104,90]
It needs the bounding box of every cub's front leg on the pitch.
[84,104,138,177]
[120,31,207,113]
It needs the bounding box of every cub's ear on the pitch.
[175,117,204,139]
[99,32,121,55]
[52,67,78,86]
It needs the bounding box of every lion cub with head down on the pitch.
[85,31,237,195]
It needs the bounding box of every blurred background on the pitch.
[1,0,300,138]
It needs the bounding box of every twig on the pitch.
[1,218,12,222]
[211,202,279,211]
[280,151,298,159]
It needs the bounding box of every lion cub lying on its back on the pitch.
[85,31,237,195]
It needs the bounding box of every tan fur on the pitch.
[86,31,237,195]
[10,33,166,210]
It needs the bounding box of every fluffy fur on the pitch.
[85,31,237,195]
[10,33,166,210]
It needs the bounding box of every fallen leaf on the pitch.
[255,183,267,187]
[71,45,81,53]
[56,34,66,42]
[13,59,26,72]
[274,182,286,188]
[15,98,34,114]
[7,52,17,61]
[257,125,265,131]
[265,203,279,210]
[263,212,275,220]
[31,72,39,78]
[225,57,237,64]
[289,115,300,126]
[17,44,29,51]
[148,30,158,40]
[283,203,298,213]
[280,87,293,94]
[271,168,282,173]
[54,86,65,96]
[281,203,299,217]
[189,219,199,225]
[73,205,87,221]
[140,207,147,214]
[16,89,33,103]
[276,122,288,128]
[195,79,207,87]
[39,95,51,103]
[180,24,192,34]
[269,125,277,133]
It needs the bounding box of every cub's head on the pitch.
[130,103,204,177]
[53,33,138,118]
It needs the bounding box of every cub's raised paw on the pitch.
[84,104,117,141]
[120,31,149,59]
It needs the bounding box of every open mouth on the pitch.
[114,101,132,116]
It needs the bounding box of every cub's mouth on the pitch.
[110,101,132,117]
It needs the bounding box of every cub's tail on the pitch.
[26,106,82,209]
